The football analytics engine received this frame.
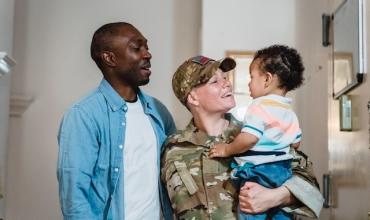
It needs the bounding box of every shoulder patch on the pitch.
[191,56,214,66]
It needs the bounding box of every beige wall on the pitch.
[297,0,370,219]
[6,0,199,219]
[294,1,331,219]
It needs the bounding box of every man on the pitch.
[57,22,176,220]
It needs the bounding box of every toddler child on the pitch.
[209,44,305,220]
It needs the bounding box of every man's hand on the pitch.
[208,143,229,158]
[239,182,292,214]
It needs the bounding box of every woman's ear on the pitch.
[186,90,199,107]
[101,51,116,67]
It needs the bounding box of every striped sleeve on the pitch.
[292,129,302,143]
[241,102,266,139]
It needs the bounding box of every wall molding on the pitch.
[9,95,33,117]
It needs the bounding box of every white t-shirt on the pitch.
[123,99,159,220]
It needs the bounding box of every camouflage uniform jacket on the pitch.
[161,114,324,220]
[161,114,240,220]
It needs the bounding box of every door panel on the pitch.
[328,73,370,220]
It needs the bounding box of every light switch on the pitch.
[0,52,16,76]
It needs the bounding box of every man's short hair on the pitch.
[90,22,132,71]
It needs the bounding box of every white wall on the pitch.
[7,0,200,219]
[0,0,15,218]
[201,0,297,119]
[202,0,296,58]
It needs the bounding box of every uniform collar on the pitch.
[177,113,242,148]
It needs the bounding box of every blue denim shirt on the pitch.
[57,79,176,220]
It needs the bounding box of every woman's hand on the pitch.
[208,143,229,158]
[239,182,293,213]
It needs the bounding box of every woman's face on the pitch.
[193,69,236,114]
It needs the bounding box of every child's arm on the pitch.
[209,132,258,158]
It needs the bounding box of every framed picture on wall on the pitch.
[225,51,254,95]
[332,0,366,99]
[225,51,255,121]
[333,52,355,99]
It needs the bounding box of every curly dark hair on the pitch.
[253,44,305,91]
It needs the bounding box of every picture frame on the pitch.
[333,52,355,98]
[332,0,366,99]
[225,51,255,121]
[225,51,254,95]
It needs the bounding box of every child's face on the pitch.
[248,60,267,99]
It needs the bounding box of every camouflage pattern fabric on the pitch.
[161,114,241,220]
[161,113,321,220]
[290,149,320,189]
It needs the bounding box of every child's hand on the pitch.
[209,143,229,158]
[291,142,300,149]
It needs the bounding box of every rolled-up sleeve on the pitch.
[282,149,324,218]
[283,176,324,218]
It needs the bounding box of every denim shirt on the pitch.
[57,79,176,220]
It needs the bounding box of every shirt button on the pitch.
[119,145,123,149]
[114,168,119,172]
[121,122,126,126]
